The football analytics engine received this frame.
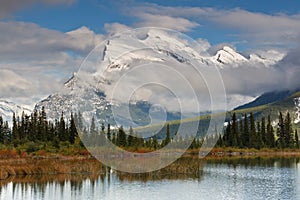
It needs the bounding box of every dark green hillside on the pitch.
[234,90,291,110]
[231,90,300,124]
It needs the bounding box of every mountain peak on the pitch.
[222,46,236,52]
[214,46,248,65]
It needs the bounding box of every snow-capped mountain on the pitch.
[35,29,285,126]
[211,46,284,67]
[0,100,32,125]
[213,46,248,65]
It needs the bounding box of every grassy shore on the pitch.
[1,147,300,180]
[186,147,300,157]
[0,156,105,180]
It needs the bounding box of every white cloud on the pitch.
[0,0,75,18]
[104,23,131,35]
[129,4,300,47]
[0,22,105,61]
[0,21,105,106]
[133,13,199,32]
[196,38,211,54]
[67,26,105,53]
[0,69,32,97]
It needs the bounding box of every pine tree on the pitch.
[266,115,275,148]
[89,116,98,146]
[38,109,47,142]
[107,124,111,141]
[69,113,78,144]
[2,121,10,144]
[239,119,244,148]
[32,109,39,141]
[295,129,299,148]
[231,113,240,147]
[223,121,231,146]
[162,124,171,146]
[0,116,4,144]
[277,112,285,148]
[127,126,134,147]
[0,116,3,143]
[256,121,263,149]
[261,117,266,146]
[152,135,158,149]
[242,114,249,147]
[249,113,256,148]
[77,111,84,131]
[284,112,293,148]
[112,131,116,145]
[117,126,127,147]
[12,113,19,146]
[216,134,223,147]
[59,112,67,141]
[19,111,26,142]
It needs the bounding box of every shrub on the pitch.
[26,142,40,153]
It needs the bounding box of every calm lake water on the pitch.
[1,157,300,200]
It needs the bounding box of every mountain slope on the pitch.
[234,90,292,110]
[0,100,31,124]
[231,90,300,125]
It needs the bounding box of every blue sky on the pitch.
[1,0,300,107]
[7,0,300,49]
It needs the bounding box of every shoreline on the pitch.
[1,148,300,180]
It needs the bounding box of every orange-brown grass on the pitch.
[0,157,105,180]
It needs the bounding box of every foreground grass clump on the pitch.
[0,157,105,180]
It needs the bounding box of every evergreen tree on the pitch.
[76,111,84,131]
[117,126,127,147]
[112,131,116,145]
[0,116,3,144]
[277,112,285,148]
[256,121,263,149]
[249,113,256,148]
[89,116,98,146]
[295,129,299,148]
[266,115,275,148]
[242,114,249,147]
[231,113,239,147]
[152,135,158,149]
[284,112,293,148]
[38,109,47,142]
[12,113,19,146]
[223,121,231,146]
[127,126,134,147]
[2,121,10,144]
[69,113,78,144]
[107,124,111,141]
[59,112,67,141]
[32,109,39,141]
[216,134,223,147]
[162,124,171,146]
[261,117,266,146]
[238,119,244,148]
[19,111,26,142]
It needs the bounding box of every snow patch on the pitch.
[294,97,300,124]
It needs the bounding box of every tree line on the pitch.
[217,112,299,149]
[0,107,79,149]
[0,108,299,152]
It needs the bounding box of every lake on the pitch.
[1,157,300,200]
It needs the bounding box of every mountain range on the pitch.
[0,29,292,127]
